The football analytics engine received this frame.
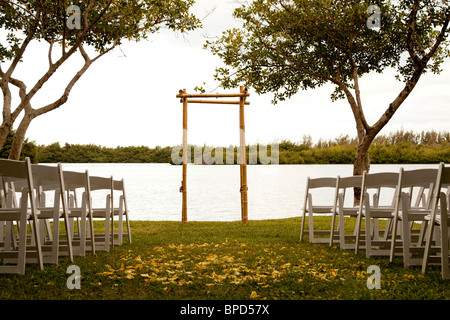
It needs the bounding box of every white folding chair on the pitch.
[300,177,338,243]
[62,169,95,256]
[0,157,43,274]
[389,167,438,266]
[112,179,131,245]
[331,175,365,250]
[422,162,450,279]
[354,171,399,258]
[89,175,114,252]
[31,163,74,264]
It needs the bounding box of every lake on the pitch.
[59,163,439,222]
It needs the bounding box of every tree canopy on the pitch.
[0,0,200,159]
[206,0,450,175]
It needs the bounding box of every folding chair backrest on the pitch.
[307,177,337,189]
[90,176,113,191]
[62,169,91,208]
[337,175,363,206]
[0,158,30,180]
[398,168,438,208]
[441,165,450,186]
[363,171,399,189]
[63,170,89,190]
[424,163,450,227]
[434,163,450,195]
[0,159,30,191]
[303,177,338,209]
[0,158,36,202]
[31,163,68,208]
[362,171,399,207]
[89,175,114,209]
[399,168,437,188]
[31,164,59,187]
[113,179,129,211]
[113,179,123,191]
[338,175,363,189]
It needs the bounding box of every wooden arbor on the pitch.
[176,86,250,223]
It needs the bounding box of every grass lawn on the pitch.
[0,217,449,301]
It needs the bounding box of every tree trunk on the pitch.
[353,133,374,205]
[353,139,371,176]
[0,123,13,151]
[8,114,33,160]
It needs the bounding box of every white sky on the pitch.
[8,0,450,148]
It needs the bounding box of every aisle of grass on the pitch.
[0,217,449,300]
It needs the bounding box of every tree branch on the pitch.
[424,9,450,64]
[371,5,450,136]
[348,55,369,132]
[4,7,41,80]
[330,72,369,141]
[406,0,423,68]
[48,39,54,67]
[34,41,117,117]
[373,66,424,135]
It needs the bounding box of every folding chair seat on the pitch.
[111,179,131,245]
[354,171,399,258]
[389,167,438,266]
[0,157,43,274]
[300,177,338,243]
[422,162,450,279]
[30,163,74,264]
[89,175,114,252]
[61,169,95,256]
[330,175,365,250]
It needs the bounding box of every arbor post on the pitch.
[181,89,188,223]
[176,87,250,223]
[239,86,248,223]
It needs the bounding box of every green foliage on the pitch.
[205,0,450,103]
[30,129,450,164]
[1,218,449,300]
[0,130,38,162]
[36,143,173,163]
[0,0,201,160]
[0,0,200,62]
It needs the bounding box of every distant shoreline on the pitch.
[7,129,450,165]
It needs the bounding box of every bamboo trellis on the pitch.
[176,86,250,223]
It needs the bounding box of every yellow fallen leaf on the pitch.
[250,291,259,299]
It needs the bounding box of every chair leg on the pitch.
[365,215,372,258]
[439,195,449,279]
[329,202,338,247]
[117,198,124,246]
[299,203,307,242]
[126,211,132,244]
[16,208,28,275]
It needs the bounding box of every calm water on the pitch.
[59,163,438,222]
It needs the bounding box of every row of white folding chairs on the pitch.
[0,157,131,274]
[300,162,450,279]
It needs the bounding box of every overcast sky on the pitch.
[9,0,450,148]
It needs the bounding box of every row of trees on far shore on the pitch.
[2,129,449,165]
